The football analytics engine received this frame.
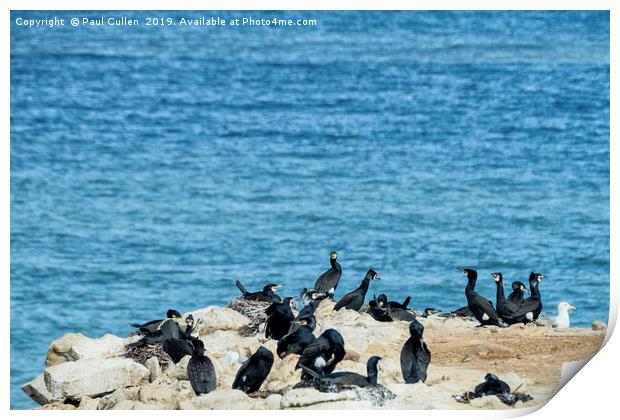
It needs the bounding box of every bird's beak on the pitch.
[275,285,283,290]
[521,285,528,292]
[569,305,576,311]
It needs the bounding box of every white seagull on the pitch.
[551,302,577,328]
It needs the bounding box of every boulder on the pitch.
[77,396,100,410]
[45,333,126,367]
[192,389,256,409]
[42,402,77,410]
[145,357,161,382]
[280,388,357,408]
[21,373,53,405]
[138,383,181,409]
[44,358,149,401]
[186,307,250,334]
[255,393,283,409]
[97,387,140,410]
[175,355,192,380]
[592,320,606,331]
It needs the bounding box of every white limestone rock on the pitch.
[44,357,149,401]
[45,333,126,367]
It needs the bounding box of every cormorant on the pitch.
[162,314,196,363]
[505,272,544,323]
[296,328,345,376]
[236,280,283,302]
[277,315,317,358]
[334,269,380,311]
[474,373,511,397]
[376,294,411,310]
[507,281,528,304]
[300,288,328,306]
[313,251,342,298]
[551,302,576,328]
[187,339,216,395]
[129,309,182,333]
[232,346,274,394]
[300,356,382,389]
[400,318,431,383]
[389,307,417,322]
[459,267,506,327]
[126,317,184,348]
[492,273,530,325]
[369,298,392,322]
[265,297,295,340]
[289,300,319,333]
[422,308,441,317]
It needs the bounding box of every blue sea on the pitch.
[10,11,609,408]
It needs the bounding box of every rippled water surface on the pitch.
[10,11,609,408]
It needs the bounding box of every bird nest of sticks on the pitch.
[123,342,174,371]
[228,298,299,337]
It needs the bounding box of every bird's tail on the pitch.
[299,364,322,379]
[129,322,143,329]
[235,280,248,296]
[402,296,411,310]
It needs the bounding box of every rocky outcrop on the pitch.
[45,333,126,367]
[23,299,605,410]
[186,306,251,335]
[44,357,149,401]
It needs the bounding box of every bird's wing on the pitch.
[333,292,357,311]
[297,337,329,369]
[159,319,181,339]
[509,298,540,318]
[232,357,252,388]
[473,296,502,322]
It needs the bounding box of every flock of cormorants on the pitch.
[127,251,573,401]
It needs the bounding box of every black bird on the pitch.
[265,297,295,340]
[459,267,506,327]
[296,328,345,375]
[313,251,342,298]
[507,281,528,304]
[187,339,217,395]
[400,318,431,384]
[369,298,392,322]
[334,269,381,311]
[492,273,530,325]
[236,280,283,302]
[232,346,274,394]
[300,288,328,307]
[474,373,511,397]
[422,308,441,317]
[126,316,185,348]
[129,309,182,334]
[388,307,417,322]
[300,356,382,389]
[277,315,317,359]
[162,314,196,363]
[289,300,319,334]
[505,272,544,323]
[376,294,411,310]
